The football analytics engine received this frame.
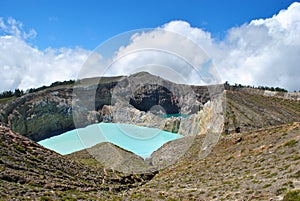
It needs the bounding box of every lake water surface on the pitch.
[38,123,182,159]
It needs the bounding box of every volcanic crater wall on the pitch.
[0,73,225,142]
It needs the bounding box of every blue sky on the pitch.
[0,0,296,50]
[0,0,300,92]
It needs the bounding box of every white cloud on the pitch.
[0,31,90,92]
[0,17,37,40]
[217,2,300,90]
[99,24,219,86]
[103,2,300,91]
[1,2,300,92]
[0,17,93,92]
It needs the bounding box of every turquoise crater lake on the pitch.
[38,123,183,159]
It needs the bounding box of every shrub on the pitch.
[284,140,297,147]
[13,144,26,153]
[283,190,300,201]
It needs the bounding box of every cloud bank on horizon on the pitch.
[0,2,300,92]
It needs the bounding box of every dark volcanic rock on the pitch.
[129,84,180,114]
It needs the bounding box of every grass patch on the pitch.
[130,193,145,199]
[284,140,298,147]
[0,96,16,104]
[39,196,53,201]
[266,172,278,178]
[254,163,261,168]
[263,183,272,188]
[283,190,300,201]
[293,170,300,178]
[60,196,77,201]
[293,155,300,161]
[13,144,26,153]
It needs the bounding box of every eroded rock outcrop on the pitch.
[0,80,119,141]
[105,72,220,136]
[0,88,74,141]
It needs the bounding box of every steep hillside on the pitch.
[123,122,300,200]
[224,90,300,133]
[66,142,155,174]
[63,122,300,200]
[1,122,299,200]
[0,124,156,200]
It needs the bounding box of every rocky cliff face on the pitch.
[0,72,299,143]
[129,84,180,114]
[0,80,119,141]
[102,72,221,135]
[0,78,115,141]
[0,88,74,141]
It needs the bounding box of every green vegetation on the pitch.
[0,80,75,101]
[283,190,300,201]
[284,139,298,147]
[224,81,288,92]
[13,143,26,153]
[263,183,272,188]
[27,80,75,94]
[39,196,53,201]
[0,89,24,99]
[293,170,300,178]
[0,96,16,104]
